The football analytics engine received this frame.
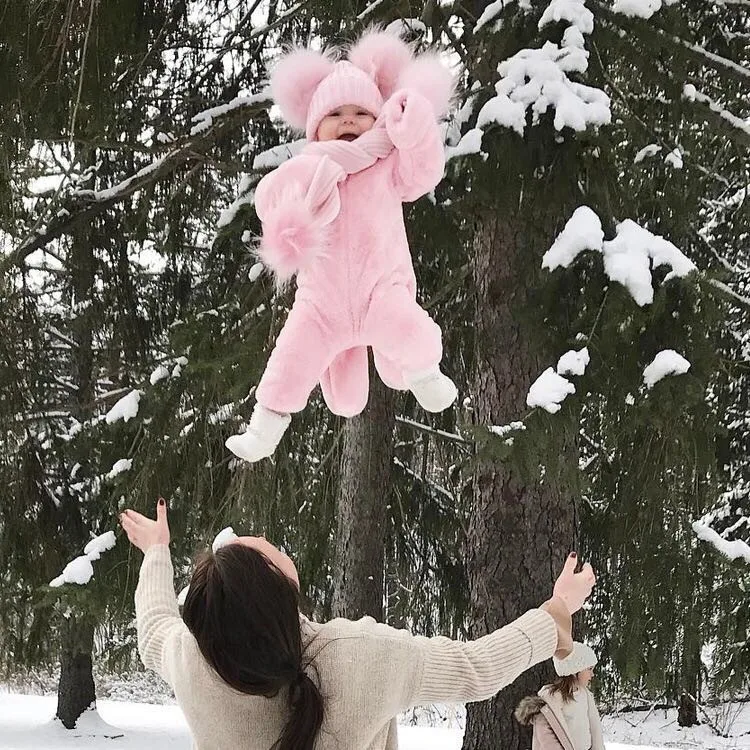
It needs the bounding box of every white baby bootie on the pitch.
[405,366,458,413]
[225,404,291,462]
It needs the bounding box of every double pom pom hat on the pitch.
[268,29,456,141]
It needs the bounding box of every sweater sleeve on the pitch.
[134,544,188,688]
[410,609,558,706]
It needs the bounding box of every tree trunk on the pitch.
[332,358,396,621]
[56,616,96,728]
[55,223,98,727]
[462,127,580,750]
[678,693,698,727]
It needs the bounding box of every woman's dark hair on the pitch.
[548,674,579,702]
[182,543,324,750]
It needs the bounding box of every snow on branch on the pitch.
[527,368,576,413]
[693,520,750,564]
[682,84,750,147]
[477,0,610,136]
[592,1,750,85]
[543,207,697,306]
[642,349,691,389]
[105,390,142,424]
[475,0,531,33]
[611,0,679,20]
[49,531,117,587]
[5,93,272,272]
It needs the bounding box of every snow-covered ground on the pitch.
[2,690,749,750]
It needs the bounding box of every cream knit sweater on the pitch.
[136,545,559,750]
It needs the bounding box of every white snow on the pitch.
[252,139,305,170]
[664,148,683,169]
[477,2,610,137]
[642,349,691,389]
[557,347,590,376]
[683,84,750,138]
[527,368,576,413]
[190,94,269,138]
[4,692,750,749]
[248,262,264,282]
[76,154,168,202]
[149,365,170,385]
[384,17,427,36]
[489,421,526,437]
[211,527,238,552]
[217,175,255,229]
[445,128,486,162]
[538,0,594,35]
[49,556,95,588]
[105,391,142,424]
[602,220,696,306]
[693,520,750,564]
[634,144,662,163]
[177,586,190,607]
[83,532,117,561]
[542,206,603,270]
[105,459,132,480]
[49,530,117,587]
[612,0,679,20]
[475,0,510,32]
[477,41,611,135]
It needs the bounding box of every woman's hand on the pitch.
[120,498,170,553]
[553,552,596,615]
[541,553,596,658]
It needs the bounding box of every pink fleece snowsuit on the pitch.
[254,90,446,418]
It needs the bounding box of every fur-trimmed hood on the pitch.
[515,696,547,726]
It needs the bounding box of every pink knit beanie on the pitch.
[269,29,456,142]
[305,61,384,140]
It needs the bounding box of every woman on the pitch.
[120,500,596,750]
[515,642,605,750]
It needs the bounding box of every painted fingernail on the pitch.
[570,551,577,558]
[158,498,165,506]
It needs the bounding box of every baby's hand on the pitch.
[383,89,435,150]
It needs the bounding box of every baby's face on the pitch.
[316,104,375,142]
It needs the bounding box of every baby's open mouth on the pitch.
[338,133,357,141]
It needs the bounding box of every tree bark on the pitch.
[678,693,698,727]
[56,616,96,728]
[332,358,396,621]
[462,125,581,749]
[54,224,98,728]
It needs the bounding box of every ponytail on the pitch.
[276,670,325,750]
[183,544,325,750]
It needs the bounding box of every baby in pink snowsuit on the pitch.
[226,31,458,463]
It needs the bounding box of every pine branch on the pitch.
[395,415,471,445]
[682,84,750,148]
[705,278,750,311]
[592,1,750,86]
[3,95,272,274]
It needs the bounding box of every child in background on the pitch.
[515,641,605,750]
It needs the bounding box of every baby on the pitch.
[226,31,458,463]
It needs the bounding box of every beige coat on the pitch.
[515,686,605,750]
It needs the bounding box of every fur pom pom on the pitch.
[270,49,336,130]
[348,30,413,100]
[397,53,456,118]
[258,186,327,283]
